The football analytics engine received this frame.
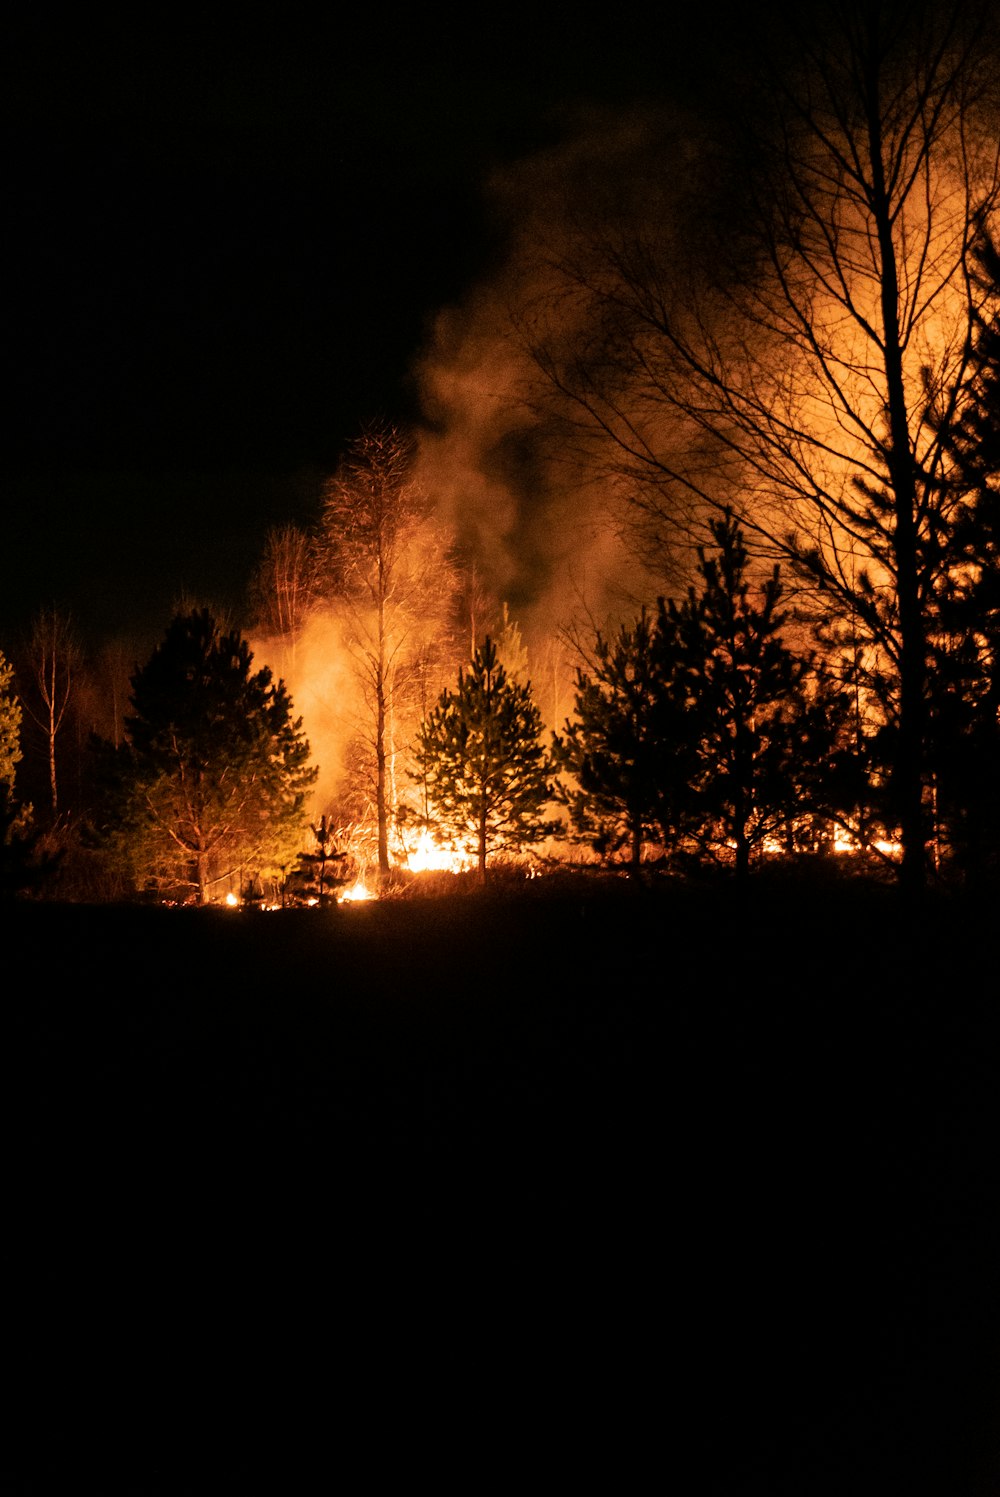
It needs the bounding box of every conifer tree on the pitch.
[664,516,855,876]
[0,649,22,789]
[290,814,348,906]
[412,637,557,881]
[527,3,998,893]
[0,650,57,898]
[97,610,317,903]
[553,610,694,871]
[924,227,1000,882]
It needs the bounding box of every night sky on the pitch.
[5,7,737,644]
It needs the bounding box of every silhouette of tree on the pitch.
[290,814,348,906]
[99,610,316,903]
[924,227,1000,881]
[412,637,557,881]
[554,609,695,871]
[0,781,59,900]
[529,1,999,893]
[666,517,859,875]
[558,520,859,878]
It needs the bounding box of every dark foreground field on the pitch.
[3,882,998,1494]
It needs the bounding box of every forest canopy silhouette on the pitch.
[2,0,997,903]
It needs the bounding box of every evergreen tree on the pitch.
[289,814,348,906]
[527,4,998,894]
[553,610,695,872]
[0,653,59,898]
[924,227,1000,883]
[665,516,855,877]
[0,649,22,788]
[96,610,317,903]
[412,637,557,882]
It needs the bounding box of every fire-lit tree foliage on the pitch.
[554,609,696,872]
[1,646,60,899]
[558,519,860,877]
[923,226,1000,882]
[95,610,317,904]
[412,637,557,881]
[21,605,81,819]
[664,517,861,876]
[320,421,458,882]
[528,0,1000,892]
[0,649,22,789]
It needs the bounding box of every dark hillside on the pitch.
[3,886,997,1494]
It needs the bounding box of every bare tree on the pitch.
[320,422,457,881]
[249,522,319,674]
[22,606,82,818]
[529,0,1000,893]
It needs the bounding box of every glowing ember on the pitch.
[224,892,239,908]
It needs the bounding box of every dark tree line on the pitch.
[524,1,999,894]
[3,6,997,904]
[555,517,864,880]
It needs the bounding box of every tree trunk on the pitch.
[478,805,488,884]
[629,818,642,876]
[47,692,58,816]
[376,568,390,883]
[867,74,927,897]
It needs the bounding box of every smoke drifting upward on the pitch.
[247,613,363,821]
[248,109,726,823]
[411,106,701,658]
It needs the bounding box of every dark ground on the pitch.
[3,883,998,1493]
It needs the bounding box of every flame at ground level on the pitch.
[339,880,375,903]
[402,829,476,875]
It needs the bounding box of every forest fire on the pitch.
[402,828,475,874]
[2,8,994,911]
[339,879,375,903]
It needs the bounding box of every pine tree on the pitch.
[289,814,348,906]
[665,516,855,877]
[99,610,317,903]
[0,649,22,788]
[924,227,1000,883]
[0,650,58,898]
[553,610,695,872]
[412,637,557,882]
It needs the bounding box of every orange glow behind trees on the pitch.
[319,422,459,884]
[523,1,999,892]
[102,611,317,905]
[413,637,558,882]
